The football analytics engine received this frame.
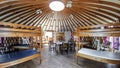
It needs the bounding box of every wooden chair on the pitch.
[55,42,63,54]
[61,43,69,54]
[69,41,76,52]
[49,41,55,51]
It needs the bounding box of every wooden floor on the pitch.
[8,44,120,68]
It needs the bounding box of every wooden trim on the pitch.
[12,46,30,49]
[78,23,120,29]
[0,32,41,37]
[76,23,120,37]
[78,33,120,37]
[79,28,120,32]
[0,28,41,33]
[0,21,40,29]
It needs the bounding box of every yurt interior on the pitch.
[0,0,120,68]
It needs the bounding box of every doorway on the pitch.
[43,31,53,44]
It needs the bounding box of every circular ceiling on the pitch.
[0,0,120,32]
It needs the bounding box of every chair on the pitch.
[69,41,76,52]
[55,41,63,54]
[49,41,55,51]
[61,43,69,54]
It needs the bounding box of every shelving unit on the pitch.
[0,22,42,68]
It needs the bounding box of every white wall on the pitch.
[53,32,56,43]
[64,31,71,43]
[53,31,72,43]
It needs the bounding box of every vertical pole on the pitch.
[30,37,33,49]
[39,28,42,64]
[76,27,79,64]
[76,28,79,52]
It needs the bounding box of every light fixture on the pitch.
[49,1,65,11]
[66,1,72,8]
[69,14,73,18]
[36,9,42,14]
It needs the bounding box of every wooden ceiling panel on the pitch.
[0,0,120,32]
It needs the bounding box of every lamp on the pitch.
[36,9,42,14]
[66,1,72,8]
[49,1,65,11]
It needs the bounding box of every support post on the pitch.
[76,27,79,64]
[39,29,42,64]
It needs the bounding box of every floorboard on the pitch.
[8,44,120,68]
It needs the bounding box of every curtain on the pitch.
[113,37,119,50]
